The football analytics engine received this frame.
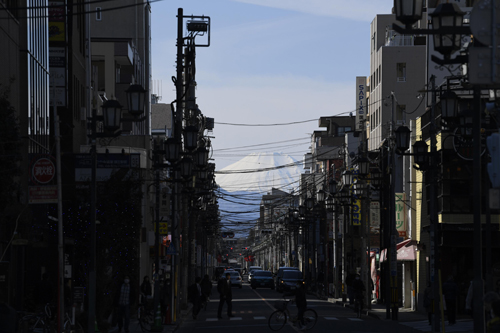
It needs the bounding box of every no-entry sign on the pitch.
[31,157,55,184]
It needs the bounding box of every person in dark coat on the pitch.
[140,276,152,305]
[188,277,203,319]
[217,273,233,319]
[442,275,458,325]
[113,275,136,333]
[285,280,307,329]
[352,275,366,312]
[200,274,213,303]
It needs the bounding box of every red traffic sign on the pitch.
[32,157,55,184]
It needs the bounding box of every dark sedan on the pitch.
[250,270,275,289]
[278,270,303,292]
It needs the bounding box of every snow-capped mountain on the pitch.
[215,153,303,237]
[215,152,303,193]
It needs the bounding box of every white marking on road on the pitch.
[254,316,266,320]
[229,317,242,320]
[325,317,339,320]
[348,318,363,321]
[206,318,218,321]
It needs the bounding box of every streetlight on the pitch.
[393,0,424,29]
[88,86,145,332]
[430,2,465,60]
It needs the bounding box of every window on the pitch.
[397,63,406,82]
[337,126,352,136]
[96,7,102,21]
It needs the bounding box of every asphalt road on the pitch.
[174,281,424,333]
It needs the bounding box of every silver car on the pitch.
[227,271,243,288]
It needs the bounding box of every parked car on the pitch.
[247,268,263,283]
[275,267,300,291]
[278,270,303,292]
[227,270,243,288]
[250,270,275,289]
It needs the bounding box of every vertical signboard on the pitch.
[356,76,367,132]
[370,201,380,234]
[352,199,361,226]
[395,193,407,238]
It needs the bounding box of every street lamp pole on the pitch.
[88,108,98,333]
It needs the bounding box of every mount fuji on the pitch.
[215,152,303,237]
[216,152,303,193]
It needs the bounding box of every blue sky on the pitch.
[151,0,394,171]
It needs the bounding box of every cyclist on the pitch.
[352,275,365,314]
[285,280,307,330]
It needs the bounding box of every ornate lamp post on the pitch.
[88,85,145,332]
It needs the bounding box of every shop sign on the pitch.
[352,199,361,226]
[395,193,407,238]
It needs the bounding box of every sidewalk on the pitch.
[327,297,429,322]
[328,298,474,332]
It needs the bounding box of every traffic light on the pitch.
[487,132,500,188]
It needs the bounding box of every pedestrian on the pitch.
[487,299,500,333]
[424,282,433,325]
[443,275,458,325]
[466,280,474,317]
[217,273,233,319]
[346,272,355,305]
[188,277,203,319]
[352,275,365,313]
[201,274,213,303]
[35,273,53,310]
[113,275,135,333]
[285,280,307,330]
[140,276,152,305]
[484,291,500,323]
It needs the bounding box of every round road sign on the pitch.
[32,157,55,184]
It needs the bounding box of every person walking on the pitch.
[113,275,135,333]
[352,275,366,313]
[442,275,458,325]
[140,276,152,305]
[217,273,233,319]
[188,277,203,319]
[201,274,213,304]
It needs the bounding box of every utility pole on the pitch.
[429,76,441,332]
[389,92,398,320]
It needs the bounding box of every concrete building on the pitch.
[368,12,427,309]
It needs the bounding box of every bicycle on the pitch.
[138,299,160,332]
[354,293,364,318]
[268,298,317,331]
[18,303,53,333]
[62,311,84,333]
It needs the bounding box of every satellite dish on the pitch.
[470,0,500,46]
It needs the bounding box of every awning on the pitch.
[379,239,418,262]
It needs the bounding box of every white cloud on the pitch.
[230,0,393,22]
